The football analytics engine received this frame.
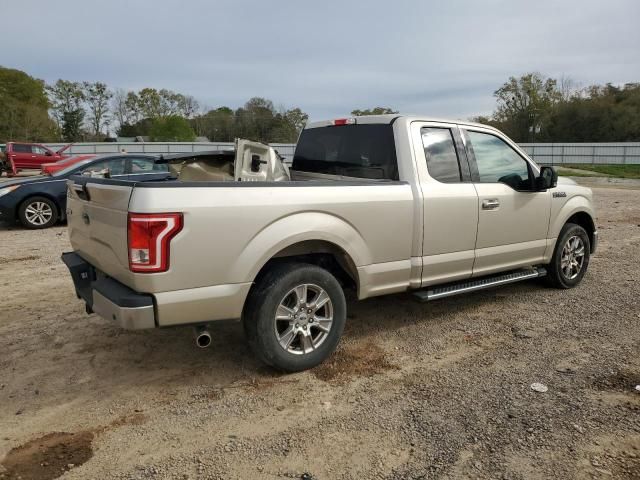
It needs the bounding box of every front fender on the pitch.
[230,211,370,284]
[548,194,596,241]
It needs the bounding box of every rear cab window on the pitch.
[292,124,399,180]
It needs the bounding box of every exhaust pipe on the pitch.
[194,326,212,349]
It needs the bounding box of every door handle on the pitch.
[482,199,500,210]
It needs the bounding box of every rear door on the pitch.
[461,127,551,276]
[10,144,32,168]
[410,121,479,286]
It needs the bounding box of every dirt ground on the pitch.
[0,183,639,480]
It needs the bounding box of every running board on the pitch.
[413,267,547,302]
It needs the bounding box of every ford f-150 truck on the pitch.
[62,115,597,371]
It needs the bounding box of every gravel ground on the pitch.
[0,184,638,480]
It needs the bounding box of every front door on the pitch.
[31,145,53,168]
[462,128,551,277]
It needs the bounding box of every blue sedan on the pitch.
[0,154,171,229]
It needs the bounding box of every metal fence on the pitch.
[45,142,640,165]
[45,142,297,162]
[519,143,640,165]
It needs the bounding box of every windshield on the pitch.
[52,158,95,177]
[292,124,398,180]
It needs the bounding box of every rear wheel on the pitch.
[18,196,58,229]
[243,263,346,372]
[546,223,590,288]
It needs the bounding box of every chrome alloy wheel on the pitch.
[24,201,53,226]
[561,235,585,280]
[274,283,334,355]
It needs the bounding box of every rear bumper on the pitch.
[61,251,252,329]
[61,251,155,330]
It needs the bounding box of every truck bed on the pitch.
[66,175,415,325]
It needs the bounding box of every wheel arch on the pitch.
[253,239,359,293]
[548,195,596,252]
[234,212,368,295]
[565,211,596,252]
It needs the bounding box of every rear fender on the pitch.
[231,211,369,286]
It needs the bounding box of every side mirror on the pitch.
[45,151,53,156]
[536,166,557,191]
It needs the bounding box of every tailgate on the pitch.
[66,177,134,284]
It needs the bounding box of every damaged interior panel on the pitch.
[158,139,290,182]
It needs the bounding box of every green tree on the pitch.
[491,73,562,142]
[47,79,86,141]
[0,66,54,142]
[61,110,84,142]
[545,83,640,141]
[192,107,235,141]
[351,107,398,116]
[149,115,196,141]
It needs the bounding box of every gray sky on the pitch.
[3,0,639,121]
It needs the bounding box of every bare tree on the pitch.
[559,75,580,102]
[83,81,112,136]
[179,95,200,119]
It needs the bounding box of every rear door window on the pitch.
[128,157,168,173]
[13,144,31,153]
[80,158,127,177]
[421,128,462,183]
[293,124,398,180]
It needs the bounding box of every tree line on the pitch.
[0,66,310,143]
[1,65,639,144]
[473,73,640,142]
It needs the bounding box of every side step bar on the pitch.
[413,267,547,303]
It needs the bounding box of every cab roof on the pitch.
[306,114,495,131]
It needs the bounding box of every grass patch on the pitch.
[556,168,603,178]
[562,164,640,179]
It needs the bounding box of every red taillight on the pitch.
[128,213,183,273]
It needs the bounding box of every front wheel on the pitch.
[18,196,59,229]
[243,262,346,372]
[545,223,591,289]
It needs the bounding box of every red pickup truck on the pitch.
[1,142,71,176]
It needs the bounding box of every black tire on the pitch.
[545,223,590,289]
[243,262,346,372]
[18,196,59,229]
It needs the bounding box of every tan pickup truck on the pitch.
[62,115,597,371]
